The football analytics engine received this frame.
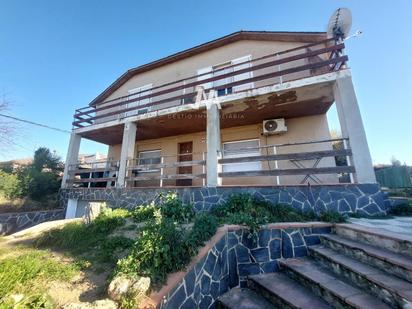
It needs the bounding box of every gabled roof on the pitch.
[90,30,326,106]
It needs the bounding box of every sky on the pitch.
[0,0,411,165]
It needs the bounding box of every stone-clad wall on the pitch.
[159,224,332,308]
[60,184,387,216]
[0,209,65,235]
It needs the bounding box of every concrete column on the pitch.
[117,122,137,187]
[206,104,221,186]
[334,74,376,183]
[61,133,81,188]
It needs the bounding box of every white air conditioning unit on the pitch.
[262,118,287,135]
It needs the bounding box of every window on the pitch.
[222,139,261,172]
[197,55,253,98]
[213,61,234,97]
[126,84,152,117]
[137,150,161,173]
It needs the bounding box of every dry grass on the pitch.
[0,195,58,214]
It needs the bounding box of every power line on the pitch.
[0,113,71,134]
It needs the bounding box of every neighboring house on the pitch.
[74,153,110,188]
[0,158,32,172]
[61,29,381,214]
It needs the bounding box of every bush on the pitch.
[131,204,156,223]
[18,168,61,200]
[131,193,194,224]
[0,170,22,199]
[388,201,412,216]
[319,210,346,223]
[185,214,218,256]
[158,192,194,223]
[116,217,190,287]
[211,194,322,233]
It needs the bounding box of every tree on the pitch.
[390,156,401,167]
[0,170,22,199]
[32,147,63,173]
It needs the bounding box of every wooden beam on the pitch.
[69,167,119,174]
[69,177,117,183]
[219,149,352,164]
[219,166,355,178]
[127,160,206,170]
[126,173,206,181]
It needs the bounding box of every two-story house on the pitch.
[60,30,386,216]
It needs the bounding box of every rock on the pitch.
[107,274,150,302]
[62,299,118,309]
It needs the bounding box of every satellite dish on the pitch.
[327,8,352,40]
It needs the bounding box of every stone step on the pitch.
[280,258,390,309]
[320,233,412,282]
[309,245,412,308]
[248,272,331,309]
[216,287,276,309]
[334,224,412,258]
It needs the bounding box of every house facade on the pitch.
[60,31,386,215]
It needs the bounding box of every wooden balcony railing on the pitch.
[72,38,347,128]
[66,159,119,188]
[218,138,354,184]
[126,152,207,187]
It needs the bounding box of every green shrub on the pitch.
[158,192,194,223]
[131,204,156,223]
[131,193,194,224]
[99,236,135,263]
[211,194,320,232]
[319,210,346,223]
[388,201,412,216]
[0,170,22,199]
[185,214,218,256]
[116,217,189,287]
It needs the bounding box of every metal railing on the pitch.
[73,38,347,128]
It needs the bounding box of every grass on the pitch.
[0,195,59,214]
[35,208,134,266]
[0,248,80,307]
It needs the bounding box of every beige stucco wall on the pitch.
[95,39,322,123]
[107,114,337,186]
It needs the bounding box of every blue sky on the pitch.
[0,0,411,164]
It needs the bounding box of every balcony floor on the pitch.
[80,73,336,145]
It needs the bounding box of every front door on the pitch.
[177,142,193,186]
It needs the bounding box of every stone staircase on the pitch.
[217,224,412,309]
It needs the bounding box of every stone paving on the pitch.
[350,216,412,236]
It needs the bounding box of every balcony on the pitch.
[72,38,347,130]
[66,138,354,188]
